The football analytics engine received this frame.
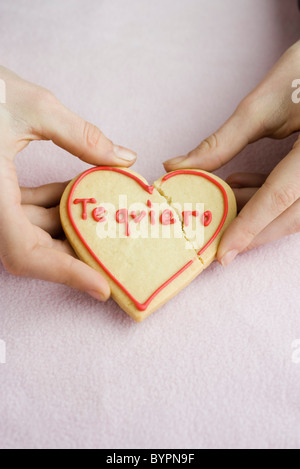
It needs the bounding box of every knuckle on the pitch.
[266,182,299,213]
[237,95,257,117]
[83,121,102,151]
[195,133,225,168]
[203,133,218,150]
[2,251,29,277]
[237,95,267,136]
[200,133,219,152]
[35,86,58,109]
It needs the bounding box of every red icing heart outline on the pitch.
[67,167,228,311]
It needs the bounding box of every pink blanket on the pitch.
[0,0,299,449]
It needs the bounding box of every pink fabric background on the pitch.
[0,0,300,449]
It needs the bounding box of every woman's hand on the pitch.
[0,66,136,301]
[164,40,300,266]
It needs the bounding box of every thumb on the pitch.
[39,92,137,166]
[163,99,264,172]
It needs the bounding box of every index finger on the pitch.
[37,91,137,166]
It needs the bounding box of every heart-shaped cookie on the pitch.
[60,167,236,321]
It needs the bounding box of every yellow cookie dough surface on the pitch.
[62,169,200,306]
[155,170,237,265]
[60,168,236,320]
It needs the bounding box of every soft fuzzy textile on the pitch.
[0,0,299,449]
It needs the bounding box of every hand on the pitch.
[164,40,300,266]
[0,66,137,301]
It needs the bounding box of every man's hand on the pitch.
[0,66,137,301]
[164,40,300,266]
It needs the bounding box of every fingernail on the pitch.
[87,290,107,302]
[163,155,188,166]
[113,145,137,162]
[220,249,239,267]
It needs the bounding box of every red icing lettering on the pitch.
[182,210,192,226]
[73,198,97,220]
[92,206,106,222]
[150,211,156,225]
[147,200,156,225]
[202,210,212,227]
[68,167,229,311]
[130,210,146,224]
[161,172,227,257]
[116,208,130,236]
[161,209,176,225]
[182,210,200,227]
